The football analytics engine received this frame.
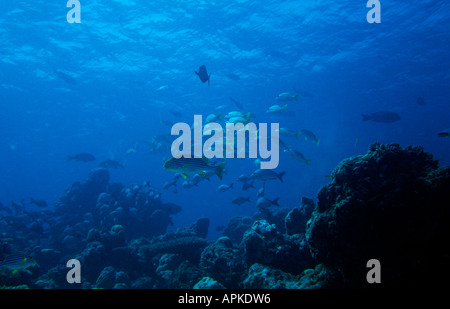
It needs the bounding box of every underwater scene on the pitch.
[0,1,449,290]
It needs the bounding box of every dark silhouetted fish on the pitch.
[54,69,77,85]
[225,73,240,81]
[161,202,182,215]
[195,65,211,85]
[232,196,250,206]
[229,97,244,110]
[67,153,95,162]
[30,198,48,208]
[99,159,124,169]
[169,109,183,117]
[361,111,401,123]
[437,129,450,138]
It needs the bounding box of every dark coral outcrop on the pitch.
[306,143,450,287]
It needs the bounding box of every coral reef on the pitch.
[306,143,450,287]
[1,143,448,289]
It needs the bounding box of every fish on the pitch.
[67,153,95,162]
[163,156,226,180]
[250,169,286,182]
[226,116,248,124]
[232,196,250,206]
[149,134,173,153]
[195,65,211,85]
[257,186,265,197]
[182,180,198,189]
[163,179,178,190]
[229,97,244,110]
[126,144,138,155]
[437,129,450,138]
[0,252,36,273]
[169,109,183,118]
[161,202,182,215]
[285,148,312,165]
[300,129,320,144]
[205,113,222,123]
[99,159,124,169]
[237,174,252,183]
[266,104,288,114]
[54,69,77,85]
[361,111,401,123]
[279,128,302,140]
[217,183,234,192]
[225,111,249,118]
[156,85,169,91]
[225,73,241,81]
[277,138,292,152]
[242,181,254,191]
[256,197,280,208]
[30,198,48,208]
[276,92,299,102]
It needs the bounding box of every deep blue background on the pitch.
[0,1,448,240]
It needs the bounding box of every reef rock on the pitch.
[199,236,246,288]
[242,220,314,275]
[306,143,450,287]
[242,263,329,289]
[194,277,225,289]
[222,216,254,244]
[285,197,315,235]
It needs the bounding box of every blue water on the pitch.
[0,0,449,241]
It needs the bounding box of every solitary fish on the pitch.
[205,113,222,123]
[237,174,252,183]
[54,69,77,85]
[279,128,302,140]
[163,179,178,190]
[225,73,241,81]
[250,169,286,182]
[217,183,234,192]
[437,129,450,138]
[30,198,48,208]
[300,129,320,144]
[276,92,300,102]
[229,97,244,110]
[267,104,288,114]
[163,156,226,180]
[285,148,312,165]
[232,196,250,206]
[67,153,95,162]
[195,65,211,85]
[242,181,254,191]
[256,197,280,208]
[361,111,401,123]
[0,252,36,273]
